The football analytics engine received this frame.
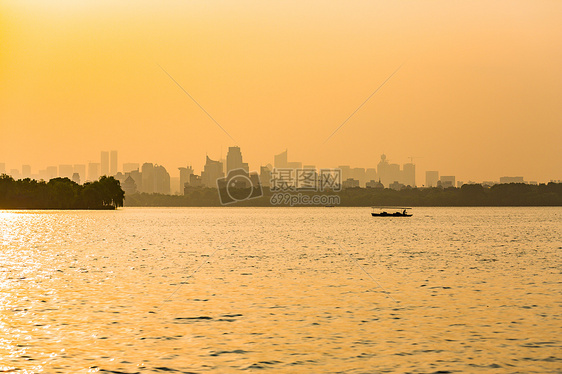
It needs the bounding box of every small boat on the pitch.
[371,207,412,217]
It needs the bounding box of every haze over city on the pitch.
[1,1,561,183]
[2,2,562,373]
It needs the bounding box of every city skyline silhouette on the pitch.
[1,1,561,185]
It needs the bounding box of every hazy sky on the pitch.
[1,0,561,182]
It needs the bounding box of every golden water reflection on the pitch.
[0,208,560,372]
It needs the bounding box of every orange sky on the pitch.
[1,0,561,183]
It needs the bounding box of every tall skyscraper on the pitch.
[141,163,155,193]
[226,146,249,173]
[226,146,242,172]
[201,156,224,187]
[110,150,118,176]
[377,154,390,187]
[154,165,171,194]
[425,171,439,187]
[101,151,109,176]
[140,163,170,194]
[402,163,416,187]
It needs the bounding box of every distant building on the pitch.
[154,167,170,195]
[402,163,415,187]
[114,172,125,183]
[352,168,366,187]
[9,169,20,180]
[389,163,401,185]
[274,150,288,169]
[189,174,202,187]
[389,181,405,191]
[260,165,272,188]
[123,163,140,173]
[440,176,456,188]
[457,181,464,188]
[338,166,352,182]
[0,163,5,174]
[366,179,384,189]
[342,178,360,189]
[110,150,118,176]
[101,151,109,176]
[169,177,180,195]
[178,166,194,194]
[122,175,137,195]
[88,163,100,182]
[141,163,155,193]
[74,164,86,183]
[141,163,170,194]
[273,149,302,169]
[72,172,81,184]
[366,168,377,183]
[201,156,224,188]
[226,146,249,173]
[377,154,392,187]
[46,166,58,181]
[185,174,203,194]
[129,169,142,191]
[425,171,439,187]
[59,164,73,178]
[22,165,31,179]
[287,161,302,169]
[500,176,524,184]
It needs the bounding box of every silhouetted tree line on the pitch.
[0,175,125,209]
[336,182,562,206]
[124,183,562,207]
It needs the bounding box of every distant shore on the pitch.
[124,182,562,207]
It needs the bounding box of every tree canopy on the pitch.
[0,175,124,209]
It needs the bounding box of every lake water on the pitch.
[0,207,561,373]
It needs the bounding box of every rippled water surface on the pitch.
[0,207,561,373]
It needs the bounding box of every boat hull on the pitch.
[371,213,412,217]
